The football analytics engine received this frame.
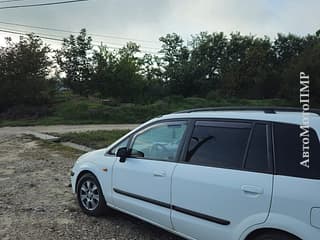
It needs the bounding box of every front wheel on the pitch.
[76,173,107,216]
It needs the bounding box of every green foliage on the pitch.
[159,33,194,96]
[92,43,144,102]
[158,31,320,103]
[190,32,228,95]
[56,29,93,96]
[58,130,131,149]
[140,54,167,101]
[280,42,320,105]
[0,92,292,126]
[221,34,277,98]
[0,34,54,113]
[273,33,308,66]
[1,28,320,125]
[54,29,320,106]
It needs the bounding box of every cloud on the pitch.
[164,0,320,39]
[0,0,319,49]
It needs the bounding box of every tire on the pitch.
[76,173,107,216]
[252,230,300,240]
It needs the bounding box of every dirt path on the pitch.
[0,135,182,240]
[0,124,139,136]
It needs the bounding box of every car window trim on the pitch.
[107,117,274,174]
[267,124,274,174]
[180,118,273,174]
[127,120,190,163]
[195,121,252,129]
[242,123,255,168]
[106,118,191,156]
[184,119,252,170]
[242,123,273,174]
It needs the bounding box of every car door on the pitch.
[171,120,273,240]
[112,121,187,229]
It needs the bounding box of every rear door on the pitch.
[270,123,320,235]
[171,120,273,240]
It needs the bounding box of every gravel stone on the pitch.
[0,134,183,240]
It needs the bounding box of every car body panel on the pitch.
[71,149,116,204]
[171,164,273,240]
[112,157,176,229]
[70,110,320,240]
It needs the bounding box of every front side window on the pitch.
[186,121,251,169]
[130,121,187,161]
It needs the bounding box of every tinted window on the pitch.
[274,123,320,179]
[245,124,269,173]
[186,121,251,169]
[130,122,187,161]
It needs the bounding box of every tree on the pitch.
[0,34,53,112]
[159,33,194,96]
[273,33,307,66]
[91,46,117,97]
[56,29,93,96]
[190,32,228,95]
[219,33,277,98]
[280,41,320,106]
[92,42,144,102]
[139,54,167,101]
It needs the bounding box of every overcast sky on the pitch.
[0,0,320,51]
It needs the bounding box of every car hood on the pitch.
[76,148,108,163]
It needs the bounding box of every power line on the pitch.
[0,26,159,51]
[0,28,63,42]
[0,28,159,54]
[0,0,88,9]
[0,26,72,40]
[0,20,158,44]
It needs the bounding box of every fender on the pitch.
[72,152,117,205]
[239,213,317,240]
[231,212,271,240]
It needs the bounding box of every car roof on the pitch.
[157,110,320,129]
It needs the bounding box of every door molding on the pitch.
[113,188,230,226]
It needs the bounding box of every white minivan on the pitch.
[71,107,320,240]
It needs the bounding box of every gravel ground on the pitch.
[0,134,183,240]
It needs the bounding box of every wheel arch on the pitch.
[75,170,97,193]
[245,228,301,240]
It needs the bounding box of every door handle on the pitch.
[241,185,264,196]
[153,171,166,177]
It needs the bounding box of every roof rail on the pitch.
[175,106,320,116]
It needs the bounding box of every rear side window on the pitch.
[274,123,320,179]
[245,124,270,173]
[186,121,251,169]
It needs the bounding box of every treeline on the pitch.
[1,29,320,115]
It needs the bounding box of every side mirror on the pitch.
[116,147,128,163]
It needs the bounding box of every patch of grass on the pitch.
[57,129,131,149]
[35,138,83,159]
[0,92,295,126]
